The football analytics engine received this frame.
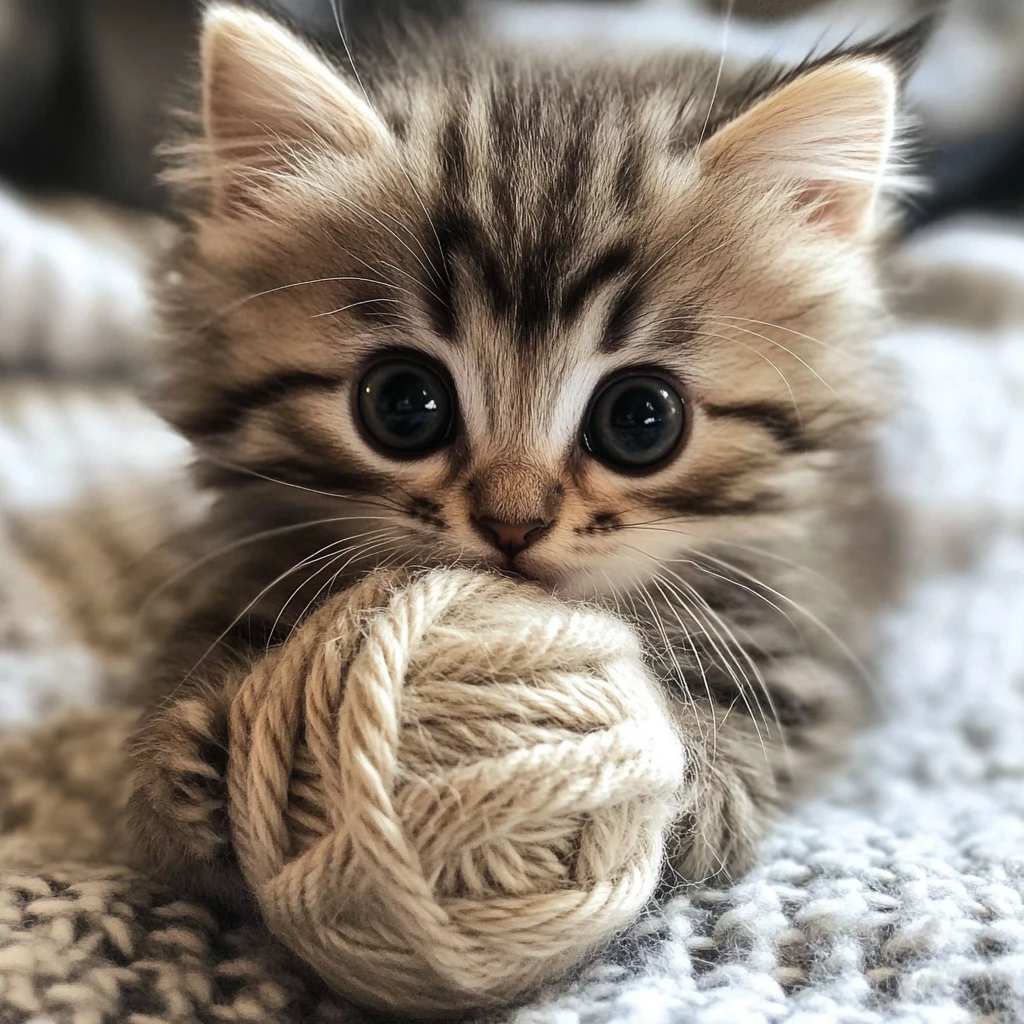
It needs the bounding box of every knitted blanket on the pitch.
[3,198,1024,1023]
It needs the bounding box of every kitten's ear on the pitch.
[700,50,909,239]
[200,4,390,209]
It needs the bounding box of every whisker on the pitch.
[265,528,401,649]
[617,520,841,592]
[716,314,841,353]
[685,550,875,691]
[657,565,790,771]
[697,0,733,148]
[647,574,717,756]
[651,565,775,767]
[651,322,804,424]
[139,513,397,615]
[195,275,407,331]
[309,297,406,320]
[198,452,405,513]
[167,531,389,698]
[328,0,445,281]
[704,319,837,397]
[637,579,697,712]
[600,562,706,746]
[375,255,446,309]
[631,209,720,289]
[330,190,437,283]
[619,540,769,748]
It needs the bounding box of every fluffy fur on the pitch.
[128,3,918,901]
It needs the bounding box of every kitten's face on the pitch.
[160,7,899,599]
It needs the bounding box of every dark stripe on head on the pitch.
[551,127,591,220]
[426,113,471,340]
[433,209,514,327]
[440,111,470,196]
[560,246,634,322]
[513,248,557,348]
[487,80,524,191]
[428,211,465,340]
[180,372,345,438]
[601,283,645,353]
[613,132,643,212]
[705,402,809,453]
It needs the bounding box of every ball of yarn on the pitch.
[227,568,685,1017]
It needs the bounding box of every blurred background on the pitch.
[1,0,1023,372]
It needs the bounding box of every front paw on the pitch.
[667,802,762,887]
[665,758,772,885]
[126,688,247,907]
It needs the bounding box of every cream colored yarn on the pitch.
[227,568,685,1017]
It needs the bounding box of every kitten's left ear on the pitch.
[701,27,929,239]
[200,4,391,209]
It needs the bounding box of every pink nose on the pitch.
[474,517,551,557]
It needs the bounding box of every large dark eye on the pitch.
[357,357,454,456]
[583,373,686,470]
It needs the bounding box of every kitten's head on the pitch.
[157,4,915,598]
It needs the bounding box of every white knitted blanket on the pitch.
[2,198,1024,1023]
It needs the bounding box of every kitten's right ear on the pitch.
[200,4,390,211]
[696,21,932,241]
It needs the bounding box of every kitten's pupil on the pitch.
[609,386,671,452]
[585,375,685,470]
[358,358,454,456]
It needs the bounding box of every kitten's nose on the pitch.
[473,517,551,558]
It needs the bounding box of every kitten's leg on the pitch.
[126,663,250,907]
[664,654,864,882]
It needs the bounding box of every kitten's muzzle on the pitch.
[473,516,552,559]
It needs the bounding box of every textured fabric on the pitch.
[3,210,1024,1022]
[0,187,166,373]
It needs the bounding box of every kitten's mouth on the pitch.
[494,560,560,592]
[496,565,536,584]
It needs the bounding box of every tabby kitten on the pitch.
[128,3,916,903]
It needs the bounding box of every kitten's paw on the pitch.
[666,776,767,885]
[127,689,248,906]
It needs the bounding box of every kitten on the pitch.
[127,2,918,904]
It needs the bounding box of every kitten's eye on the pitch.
[357,357,454,456]
[583,374,686,470]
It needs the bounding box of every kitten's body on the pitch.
[129,6,912,903]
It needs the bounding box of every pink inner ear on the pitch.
[200,5,391,216]
[794,182,866,237]
[700,58,898,241]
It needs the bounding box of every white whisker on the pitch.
[196,275,408,331]
[198,453,405,513]
[684,550,875,692]
[266,528,401,651]
[697,0,734,148]
[658,565,791,775]
[309,297,406,320]
[140,513,397,615]
[648,563,772,765]
[704,319,838,397]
